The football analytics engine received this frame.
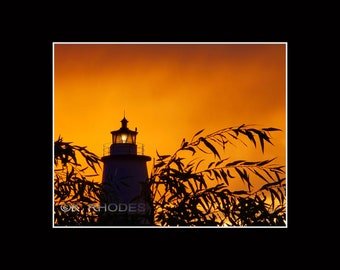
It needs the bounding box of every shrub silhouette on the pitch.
[54,136,104,226]
[148,124,286,226]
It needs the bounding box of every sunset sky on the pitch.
[53,42,287,183]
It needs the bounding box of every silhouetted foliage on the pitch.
[54,136,104,226]
[53,124,286,227]
[148,124,286,226]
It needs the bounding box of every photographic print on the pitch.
[53,42,287,228]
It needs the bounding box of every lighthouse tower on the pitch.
[100,116,153,226]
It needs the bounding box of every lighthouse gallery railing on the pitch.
[102,142,146,156]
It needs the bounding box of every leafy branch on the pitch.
[54,136,104,226]
[149,125,286,226]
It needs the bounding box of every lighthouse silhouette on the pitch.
[99,115,153,226]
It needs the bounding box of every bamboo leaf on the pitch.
[263,169,275,181]
[242,168,252,191]
[274,171,281,182]
[269,188,281,203]
[227,169,235,178]
[277,187,285,203]
[245,130,256,148]
[215,159,226,167]
[257,158,276,166]
[226,160,245,167]
[235,167,245,181]
[248,128,267,153]
[220,169,229,186]
[269,189,276,208]
[183,146,196,155]
[233,190,248,195]
[237,124,246,129]
[206,170,215,180]
[154,161,166,168]
[192,129,205,140]
[213,170,221,181]
[253,169,269,183]
[195,159,204,172]
[200,137,221,160]
[208,162,215,169]
[197,145,210,154]
[258,133,265,153]
[261,131,274,145]
[180,138,187,148]
[262,127,281,131]
[242,161,257,166]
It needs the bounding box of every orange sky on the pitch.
[53,42,287,184]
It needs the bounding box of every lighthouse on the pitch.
[99,116,153,226]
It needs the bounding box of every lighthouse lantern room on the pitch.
[109,116,138,155]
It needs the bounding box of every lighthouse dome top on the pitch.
[120,116,128,129]
[110,115,138,145]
